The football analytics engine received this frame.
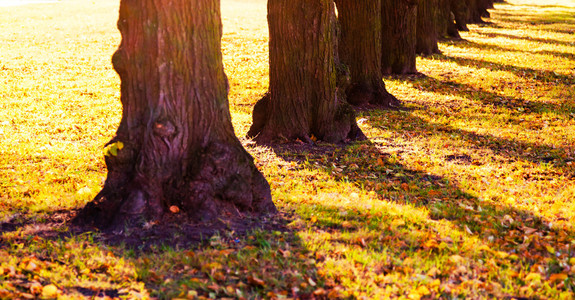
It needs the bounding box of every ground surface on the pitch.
[1,0,574,299]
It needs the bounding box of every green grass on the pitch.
[1,0,575,299]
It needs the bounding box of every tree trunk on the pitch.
[416,0,441,55]
[380,0,418,75]
[466,0,486,24]
[248,0,365,144]
[334,0,399,107]
[75,0,276,230]
[478,0,493,18]
[452,0,470,31]
[436,0,461,39]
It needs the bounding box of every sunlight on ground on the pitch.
[1,0,574,298]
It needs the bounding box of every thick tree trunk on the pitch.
[416,0,441,55]
[248,0,365,144]
[334,0,399,107]
[380,0,418,75]
[75,0,276,230]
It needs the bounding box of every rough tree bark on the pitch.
[334,0,400,107]
[248,0,365,144]
[75,0,276,230]
[416,0,441,55]
[380,0,418,75]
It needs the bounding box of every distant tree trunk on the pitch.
[436,0,460,39]
[452,0,470,31]
[416,0,440,55]
[75,0,276,230]
[478,0,493,18]
[248,0,365,144]
[466,0,485,23]
[335,0,399,107]
[380,0,418,75]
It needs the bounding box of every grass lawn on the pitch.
[1,0,574,299]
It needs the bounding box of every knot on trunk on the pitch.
[153,120,177,137]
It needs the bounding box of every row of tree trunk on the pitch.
[76,0,497,229]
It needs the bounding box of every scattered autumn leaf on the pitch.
[247,275,265,287]
[549,273,568,283]
[41,285,58,298]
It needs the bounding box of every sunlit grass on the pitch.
[1,0,574,299]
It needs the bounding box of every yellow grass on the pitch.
[1,0,574,299]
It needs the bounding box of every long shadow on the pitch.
[368,110,575,172]
[435,53,574,85]
[443,38,575,61]
[404,72,574,118]
[492,9,575,34]
[269,139,574,297]
[476,31,575,48]
[494,10,575,24]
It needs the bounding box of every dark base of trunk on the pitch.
[382,67,419,76]
[73,142,276,231]
[456,23,470,31]
[346,82,401,110]
[447,24,462,39]
[417,46,441,56]
[247,94,366,144]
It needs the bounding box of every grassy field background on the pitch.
[1,0,574,299]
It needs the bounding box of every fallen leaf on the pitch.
[477,245,491,252]
[523,227,538,235]
[392,219,406,227]
[423,239,438,249]
[278,249,291,258]
[525,273,541,282]
[219,249,235,256]
[308,277,317,286]
[401,183,410,191]
[449,255,464,264]
[549,273,568,282]
[41,285,58,298]
[416,285,431,296]
[247,275,265,287]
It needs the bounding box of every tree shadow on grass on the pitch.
[492,8,575,35]
[402,71,574,119]
[443,38,575,61]
[267,137,574,297]
[0,205,327,299]
[372,108,574,172]
[434,53,574,85]
[475,31,575,48]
